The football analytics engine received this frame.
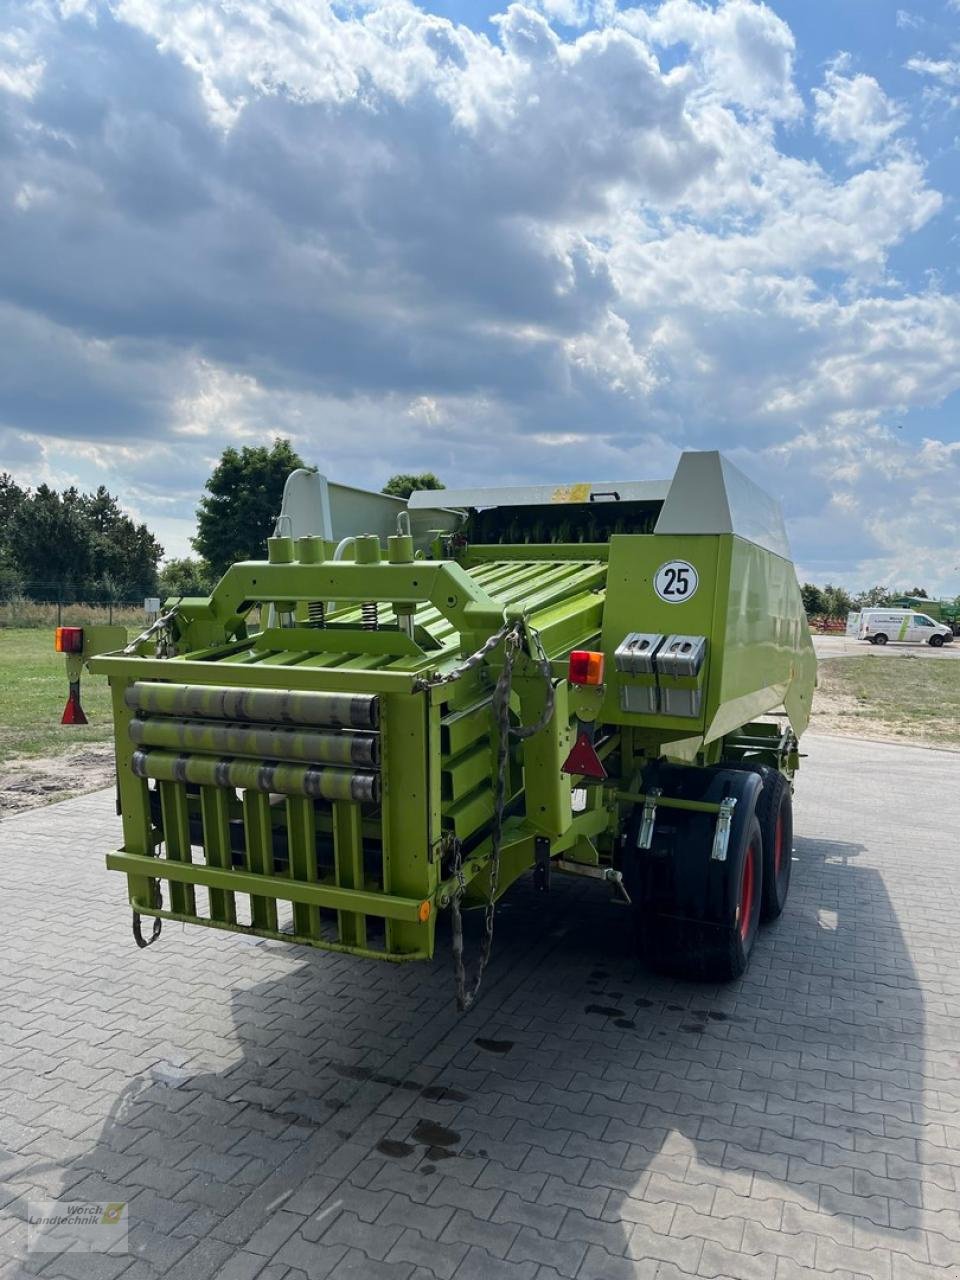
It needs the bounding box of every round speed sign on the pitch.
[654,559,699,603]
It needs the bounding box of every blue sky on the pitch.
[1,0,958,590]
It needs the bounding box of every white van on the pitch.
[858,609,953,647]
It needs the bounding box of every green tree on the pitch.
[0,474,25,594]
[852,585,893,609]
[4,482,162,599]
[821,583,853,619]
[382,472,445,500]
[79,486,162,596]
[193,439,305,575]
[159,556,215,598]
[800,583,826,617]
[905,586,928,599]
[0,473,25,550]
[6,485,93,597]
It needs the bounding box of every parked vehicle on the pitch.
[57,452,816,1005]
[858,609,953,647]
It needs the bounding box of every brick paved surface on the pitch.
[1,734,958,1280]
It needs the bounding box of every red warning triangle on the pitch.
[61,690,88,725]
[561,730,607,780]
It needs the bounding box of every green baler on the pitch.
[62,451,815,1006]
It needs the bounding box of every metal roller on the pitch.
[128,717,379,767]
[124,682,379,729]
[131,749,380,804]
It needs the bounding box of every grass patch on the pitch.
[812,655,960,749]
[0,628,116,761]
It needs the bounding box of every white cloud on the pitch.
[0,0,957,588]
[0,27,45,98]
[813,56,906,163]
[906,55,960,87]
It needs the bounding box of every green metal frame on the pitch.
[73,507,812,965]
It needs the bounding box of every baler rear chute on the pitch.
[62,451,815,1006]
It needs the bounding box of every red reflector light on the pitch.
[55,626,84,654]
[61,688,88,725]
[561,730,607,780]
[568,650,605,686]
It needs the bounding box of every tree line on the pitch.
[800,582,929,620]
[0,438,444,603]
[0,474,163,601]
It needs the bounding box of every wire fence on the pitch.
[0,583,159,629]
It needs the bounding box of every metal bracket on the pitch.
[554,860,631,905]
[710,797,737,862]
[534,837,551,892]
[637,787,661,849]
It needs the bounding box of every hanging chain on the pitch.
[439,619,555,1012]
[132,881,163,948]
[123,598,183,658]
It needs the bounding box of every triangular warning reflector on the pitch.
[61,691,88,725]
[561,730,607,780]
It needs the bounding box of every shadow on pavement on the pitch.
[2,832,931,1279]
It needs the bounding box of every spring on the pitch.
[361,600,379,631]
[307,600,326,627]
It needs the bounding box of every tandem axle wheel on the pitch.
[622,764,792,983]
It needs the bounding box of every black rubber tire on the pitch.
[728,763,793,923]
[755,770,792,922]
[930,634,944,648]
[872,633,888,645]
[641,814,763,982]
[624,770,764,983]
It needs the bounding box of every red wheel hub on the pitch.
[739,841,756,943]
[774,810,784,880]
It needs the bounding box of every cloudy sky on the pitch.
[1,0,959,590]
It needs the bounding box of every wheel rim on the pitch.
[774,810,784,881]
[739,841,757,943]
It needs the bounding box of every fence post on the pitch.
[57,598,62,627]
[109,600,113,625]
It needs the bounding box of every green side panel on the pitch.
[598,532,814,751]
[707,537,816,742]
[599,534,719,739]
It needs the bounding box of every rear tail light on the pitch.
[568,650,605,686]
[55,626,84,653]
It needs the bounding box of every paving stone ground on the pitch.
[1,734,958,1280]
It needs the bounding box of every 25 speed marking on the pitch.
[654,559,698,602]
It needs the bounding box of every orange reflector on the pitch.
[418,900,432,923]
[561,730,607,780]
[568,650,605,686]
[55,626,84,654]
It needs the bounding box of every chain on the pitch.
[132,881,163,948]
[123,598,183,657]
[413,618,517,692]
[445,619,555,1012]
